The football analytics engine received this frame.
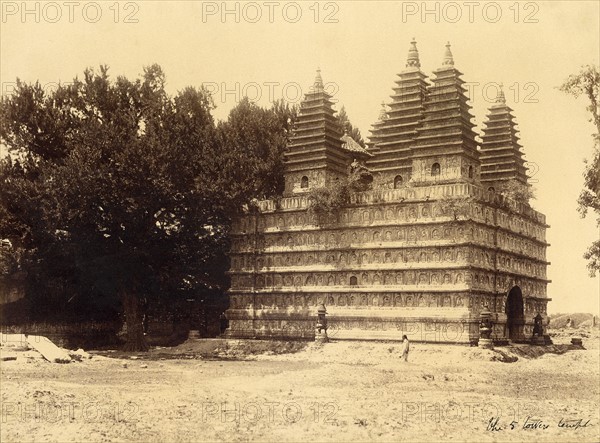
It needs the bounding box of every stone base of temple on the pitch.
[222,329,316,340]
[478,338,494,349]
[315,329,329,343]
[509,337,531,344]
[224,305,556,345]
[225,309,481,344]
[530,335,546,346]
[325,316,477,343]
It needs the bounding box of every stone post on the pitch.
[531,313,545,345]
[479,305,494,349]
[315,303,328,343]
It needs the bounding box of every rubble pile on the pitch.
[0,333,92,364]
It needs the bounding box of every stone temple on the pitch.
[225,40,550,344]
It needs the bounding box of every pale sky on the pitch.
[1,1,599,314]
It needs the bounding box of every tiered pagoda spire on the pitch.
[284,69,357,194]
[367,39,429,184]
[284,43,532,197]
[479,85,528,188]
[410,42,480,184]
[367,102,388,153]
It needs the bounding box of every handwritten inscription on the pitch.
[488,417,592,432]
[558,418,592,431]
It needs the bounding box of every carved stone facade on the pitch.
[225,41,550,343]
[226,183,549,343]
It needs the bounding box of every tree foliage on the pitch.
[306,165,372,224]
[215,97,296,202]
[438,195,474,221]
[0,65,295,349]
[559,64,600,276]
[336,106,365,147]
[0,241,19,277]
[496,180,536,206]
[558,65,600,132]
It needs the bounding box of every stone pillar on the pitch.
[479,306,494,349]
[315,304,329,343]
[531,313,545,345]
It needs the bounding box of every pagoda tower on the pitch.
[366,102,388,153]
[479,85,529,190]
[225,42,551,344]
[367,39,429,187]
[284,69,348,195]
[410,42,480,185]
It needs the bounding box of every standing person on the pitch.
[401,335,410,362]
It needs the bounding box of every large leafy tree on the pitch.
[559,65,600,276]
[0,66,295,350]
[213,97,296,202]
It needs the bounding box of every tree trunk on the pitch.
[121,288,149,352]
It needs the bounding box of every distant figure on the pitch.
[401,335,410,362]
[566,317,573,329]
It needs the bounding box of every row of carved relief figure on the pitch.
[230,292,547,314]
[229,319,315,334]
[232,247,468,268]
[229,271,546,296]
[231,248,545,278]
[238,205,545,241]
[229,292,467,309]
[233,227,545,260]
[496,211,545,240]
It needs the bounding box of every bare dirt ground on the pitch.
[1,330,599,442]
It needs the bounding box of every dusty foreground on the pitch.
[1,334,599,443]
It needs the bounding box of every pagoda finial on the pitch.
[378,101,388,120]
[406,38,421,68]
[442,41,454,66]
[313,68,324,92]
[496,83,506,103]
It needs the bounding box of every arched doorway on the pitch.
[393,175,403,189]
[505,286,524,341]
